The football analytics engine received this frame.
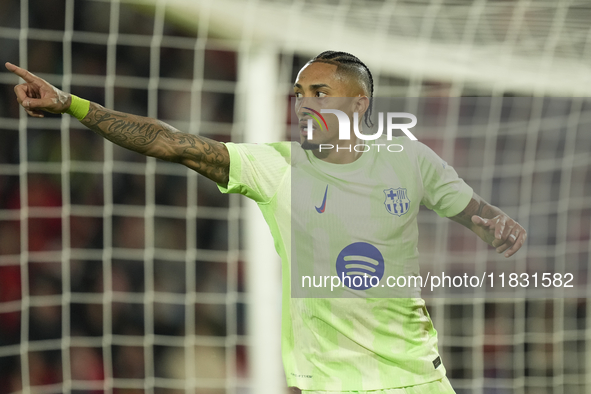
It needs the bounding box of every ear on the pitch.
[354,95,370,123]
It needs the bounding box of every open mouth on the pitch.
[299,120,318,137]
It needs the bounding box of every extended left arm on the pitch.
[449,192,527,258]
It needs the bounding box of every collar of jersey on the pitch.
[305,147,371,174]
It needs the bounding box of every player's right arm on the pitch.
[5,62,230,186]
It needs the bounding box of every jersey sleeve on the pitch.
[216,142,291,203]
[416,142,473,218]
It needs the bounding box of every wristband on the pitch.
[65,94,90,120]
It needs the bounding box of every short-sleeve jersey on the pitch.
[217,137,472,391]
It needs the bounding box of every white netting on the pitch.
[1,1,247,393]
[0,1,590,394]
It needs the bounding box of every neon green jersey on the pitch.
[217,138,472,391]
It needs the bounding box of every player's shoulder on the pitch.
[227,141,296,164]
[228,140,293,153]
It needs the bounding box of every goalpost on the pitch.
[0,1,590,394]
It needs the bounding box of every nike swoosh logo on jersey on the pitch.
[315,185,329,213]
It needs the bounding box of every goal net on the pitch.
[0,1,590,394]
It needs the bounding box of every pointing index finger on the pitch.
[5,62,38,83]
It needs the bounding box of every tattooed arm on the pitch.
[81,104,229,184]
[6,62,229,185]
[449,192,527,258]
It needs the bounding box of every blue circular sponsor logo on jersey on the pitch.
[336,242,385,290]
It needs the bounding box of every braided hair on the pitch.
[310,51,374,128]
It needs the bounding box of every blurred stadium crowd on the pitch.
[0,1,244,392]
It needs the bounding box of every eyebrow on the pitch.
[293,83,332,90]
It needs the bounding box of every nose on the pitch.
[296,97,319,120]
[295,96,307,119]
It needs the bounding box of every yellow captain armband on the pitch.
[65,94,90,120]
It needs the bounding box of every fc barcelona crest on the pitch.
[384,188,411,217]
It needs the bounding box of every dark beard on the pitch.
[300,140,320,150]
